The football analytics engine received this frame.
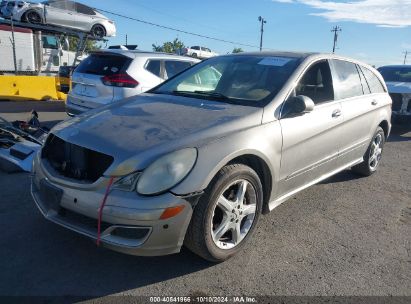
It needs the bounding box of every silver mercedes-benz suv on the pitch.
[31,52,391,262]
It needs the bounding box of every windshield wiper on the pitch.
[194,91,229,100]
[172,90,229,100]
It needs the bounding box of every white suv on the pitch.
[66,50,200,116]
[181,46,218,59]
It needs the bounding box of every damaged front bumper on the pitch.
[30,154,196,256]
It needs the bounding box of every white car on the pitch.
[0,0,116,38]
[181,46,218,59]
[378,65,411,124]
[66,50,200,116]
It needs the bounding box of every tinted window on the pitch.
[42,36,58,49]
[48,0,76,11]
[145,60,161,77]
[164,61,192,79]
[191,46,200,50]
[357,64,371,94]
[75,3,96,15]
[155,55,302,106]
[378,66,411,83]
[360,66,386,93]
[296,60,334,104]
[75,54,130,76]
[331,60,363,99]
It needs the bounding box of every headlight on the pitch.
[136,148,197,195]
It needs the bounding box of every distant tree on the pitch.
[68,37,102,52]
[152,38,185,53]
[232,47,244,53]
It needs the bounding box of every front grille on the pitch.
[60,207,111,232]
[42,134,113,183]
[390,93,403,111]
[60,208,150,241]
[390,93,411,112]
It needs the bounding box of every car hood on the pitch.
[51,94,263,175]
[386,81,411,94]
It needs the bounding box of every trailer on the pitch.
[0,18,106,74]
[0,18,106,100]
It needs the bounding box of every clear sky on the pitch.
[39,0,411,67]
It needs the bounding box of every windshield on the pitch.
[378,66,411,83]
[153,55,302,106]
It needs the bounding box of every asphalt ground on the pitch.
[0,101,410,301]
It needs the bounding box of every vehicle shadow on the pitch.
[320,170,362,184]
[388,124,411,142]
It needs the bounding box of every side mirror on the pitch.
[282,95,315,117]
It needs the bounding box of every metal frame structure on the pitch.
[0,18,106,67]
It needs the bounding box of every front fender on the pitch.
[171,121,282,201]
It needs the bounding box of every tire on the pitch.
[192,53,198,58]
[352,126,385,176]
[24,10,42,24]
[184,164,263,262]
[91,24,106,38]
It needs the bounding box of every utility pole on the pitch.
[331,26,342,53]
[403,51,408,65]
[258,16,267,52]
[10,14,18,74]
[126,34,128,45]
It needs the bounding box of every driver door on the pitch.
[277,60,344,198]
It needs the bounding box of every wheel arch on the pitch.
[23,9,44,23]
[378,119,390,138]
[91,23,106,36]
[226,154,273,214]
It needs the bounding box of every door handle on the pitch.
[371,100,378,106]
[332,109,341,118]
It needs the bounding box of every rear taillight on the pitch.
[101,73,139,88]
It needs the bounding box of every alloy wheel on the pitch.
[211,179,257,250]
[369,133,383,170]
[27,11,41,24]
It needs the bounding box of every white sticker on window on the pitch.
[258,57,292,66]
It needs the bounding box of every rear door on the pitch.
[278,60,344,197]
[69,53,132,109]
[330,60,387,165]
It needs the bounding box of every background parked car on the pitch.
[378,65,411,124]
[180,46,218,59]
[0,0,116,38]
[66,50,200,115]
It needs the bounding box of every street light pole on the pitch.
[258,16,267,52]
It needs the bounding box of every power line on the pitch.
[94,7,264,49]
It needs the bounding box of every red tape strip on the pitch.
[96,176,115,246]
